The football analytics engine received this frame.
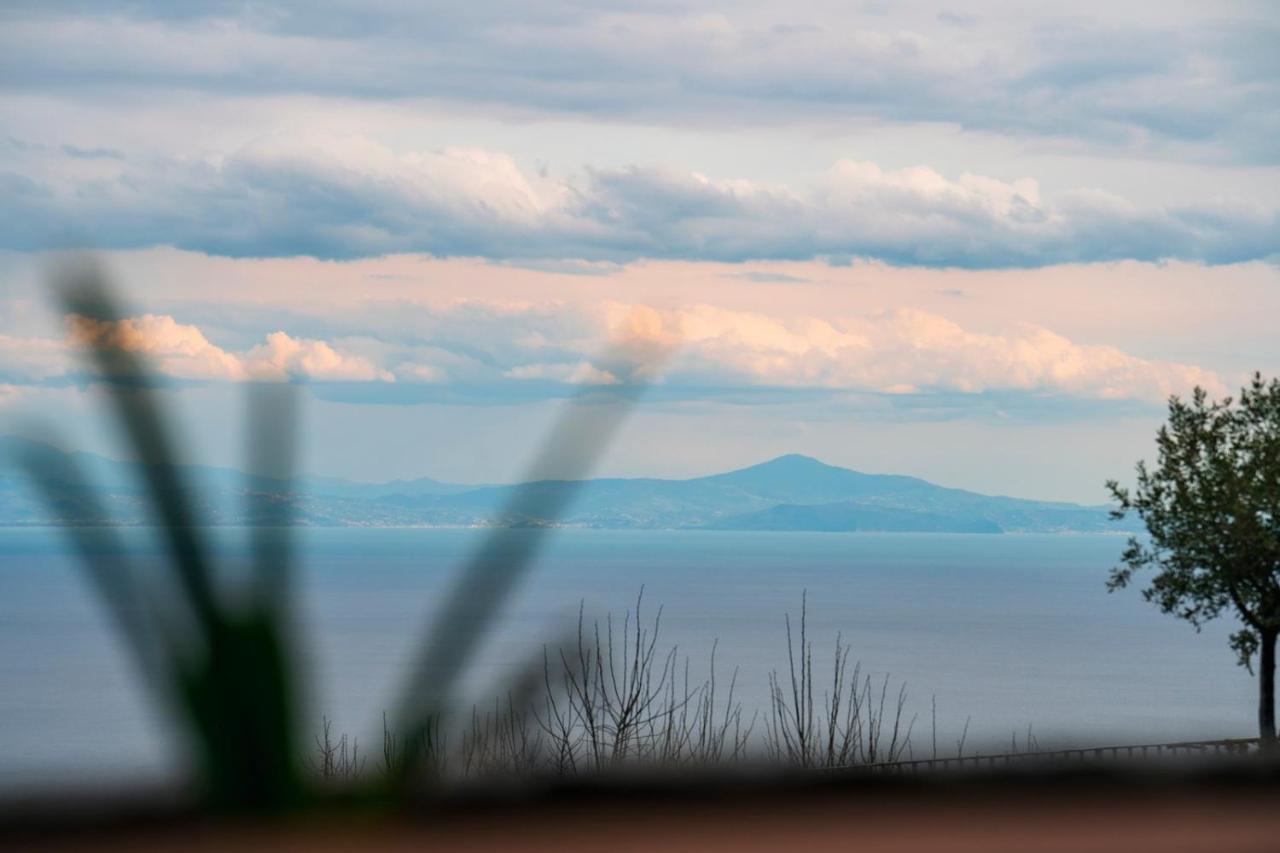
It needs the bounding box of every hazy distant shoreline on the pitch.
[0,522,1136,535]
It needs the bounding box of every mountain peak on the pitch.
[721,454,847,479]
[758,453,832,469]
[699,453,862,491]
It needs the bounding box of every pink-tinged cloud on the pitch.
[13,303,1220,405]
[68,314,245,379]
[651,304,1226,402]
[1,252,1268,415]
[65,314,393,382]
[244,331,394,382]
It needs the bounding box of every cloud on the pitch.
[0,332,72,382]
[243,331,394,382]
[61,145,124,160]
[722,270,810,283]
[665,305,1225,402]
[1,2,1275,163]
[0,300,1223,406]
[504,361,621,386]
[0,383,25,407]
[4,139,1276,266]
[64,314,393,382]
[68,313,246,379]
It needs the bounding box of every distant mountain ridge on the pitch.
[0,437,1135,534]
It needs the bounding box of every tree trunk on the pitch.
[1261,628,1277,747]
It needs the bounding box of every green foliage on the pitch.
[1107,373,1280,671]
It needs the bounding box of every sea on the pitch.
[0,527,1257,788]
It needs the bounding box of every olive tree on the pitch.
[1107,373,1280,744]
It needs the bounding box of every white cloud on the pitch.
[6,139,1275,266]
[2,2,1274,162]
[504,361,621,385]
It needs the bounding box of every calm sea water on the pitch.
[0,527,1256,787]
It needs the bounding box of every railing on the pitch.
[856,737,1262,775]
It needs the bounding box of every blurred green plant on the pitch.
[16,258,664,811]
[19,263,303,811]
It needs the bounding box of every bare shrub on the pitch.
[313,592,919,783]
[311,716,364,782]
[533,590,751,775]
[765,594,914,768]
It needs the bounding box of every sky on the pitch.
[0,0,1277,503]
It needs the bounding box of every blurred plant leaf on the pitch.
[391,320,673,784]
[20,258,305,812]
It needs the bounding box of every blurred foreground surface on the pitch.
[7,772,1280,852]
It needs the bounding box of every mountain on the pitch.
[0,437,1135,534]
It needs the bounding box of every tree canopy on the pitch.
[1108,373,1280,740]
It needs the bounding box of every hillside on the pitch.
[0,438,1134,533]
